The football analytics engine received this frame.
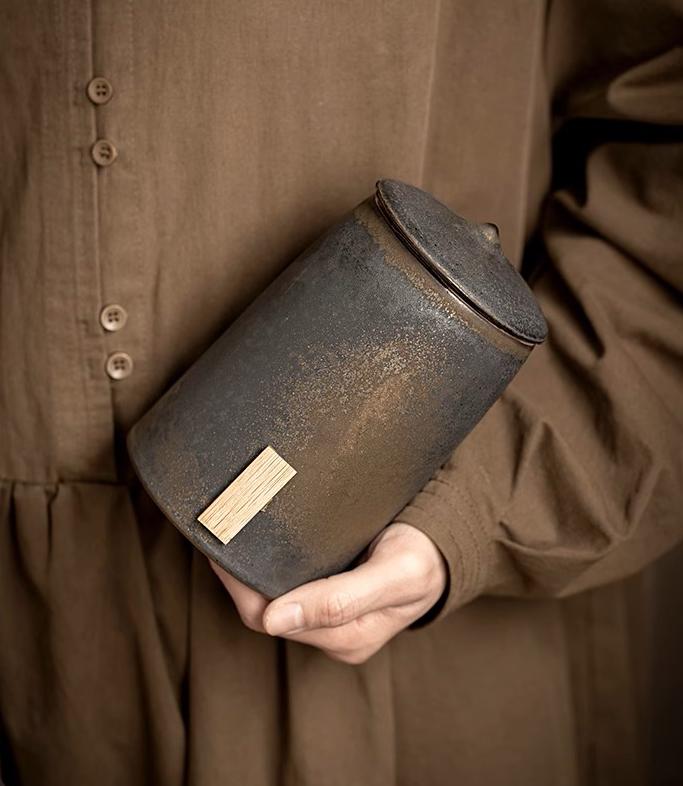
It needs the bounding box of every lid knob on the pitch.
[479,223,500,244]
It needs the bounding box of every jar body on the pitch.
[127,198,530,597]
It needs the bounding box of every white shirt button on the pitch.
[86,77,114,105]
[105,351,133,380]
[99,303,128,332]
[91,138,118,167]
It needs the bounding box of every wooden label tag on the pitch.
[197,445,297,544]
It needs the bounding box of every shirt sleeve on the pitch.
[398,1,683,624]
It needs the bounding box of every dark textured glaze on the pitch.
[127,180,547,598]
[375,179,547,345]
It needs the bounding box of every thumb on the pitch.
[263,527,431,636]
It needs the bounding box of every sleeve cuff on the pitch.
[392,433,505,626]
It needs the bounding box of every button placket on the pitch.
[88,74,133,380]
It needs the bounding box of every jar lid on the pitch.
[374,179,547,345]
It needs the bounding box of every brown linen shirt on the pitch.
[0,1,682,785]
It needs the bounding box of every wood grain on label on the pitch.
[197,445,297,544]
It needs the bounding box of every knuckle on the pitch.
[347,649,373,665]
[238,610,263,631]
[319,591,358,628]
[327,647,373,666]
[324,622,377,663]
[397,550,429,582]
[233,600,264,632]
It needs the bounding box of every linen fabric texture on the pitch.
[1,1,682,785]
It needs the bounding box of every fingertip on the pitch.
[263,601,305,636]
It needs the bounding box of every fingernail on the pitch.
[265,602,305,636]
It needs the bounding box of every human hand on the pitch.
[209,522,447,664]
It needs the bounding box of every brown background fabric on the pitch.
[0,1,682,784]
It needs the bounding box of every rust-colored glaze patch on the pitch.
[355,200,529,362]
